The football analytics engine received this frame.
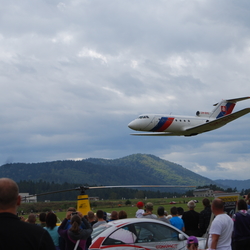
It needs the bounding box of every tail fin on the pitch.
[209,97,250,119]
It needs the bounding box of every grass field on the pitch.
[20,196,211,221]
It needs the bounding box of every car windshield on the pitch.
[91,224,112,239]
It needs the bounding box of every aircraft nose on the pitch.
[128,120,138,130]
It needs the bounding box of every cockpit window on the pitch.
[138,116,149,119]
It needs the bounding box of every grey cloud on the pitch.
[0,0,250,180]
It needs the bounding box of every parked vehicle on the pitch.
[90,218,206,250]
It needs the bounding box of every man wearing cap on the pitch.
[143,202,157,219]
[207,198,233,250]
[136,201,144,218]
[182,200,200,236]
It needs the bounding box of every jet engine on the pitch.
[196,111,211,117]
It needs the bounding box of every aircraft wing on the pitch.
[185,108,250,135]
[131,132,181,136]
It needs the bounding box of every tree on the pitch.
[125,200,131,206]
[135,190,144,199]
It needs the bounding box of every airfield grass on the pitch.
[19,196,209,221]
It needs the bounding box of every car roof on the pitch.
[100,218,188,235]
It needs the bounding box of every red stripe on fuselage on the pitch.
[157,117,174,132]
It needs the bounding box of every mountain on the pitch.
[0,154,216,188]
[215,179,250,191]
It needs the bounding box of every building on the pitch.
[193,188,214,197]
[89,197,99,201]
[20,193,37,203]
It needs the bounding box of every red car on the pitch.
[169,201,177,204]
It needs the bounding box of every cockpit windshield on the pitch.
[138,115,149,119]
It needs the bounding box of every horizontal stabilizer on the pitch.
[213,96,250,106]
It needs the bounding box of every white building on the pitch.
[193,188,214,197]
[20,193,37,203]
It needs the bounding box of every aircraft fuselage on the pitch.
[128,114,210,133]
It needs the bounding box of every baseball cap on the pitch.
[137,201,144,207]
[145,202,153,210]
[187,236,198,244]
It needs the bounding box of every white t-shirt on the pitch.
[208,213,233,250]
[144,214,157,219]
[136,209,145,218]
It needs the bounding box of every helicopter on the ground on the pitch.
[21,184,197,215]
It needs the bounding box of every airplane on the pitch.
[128,97,250,136]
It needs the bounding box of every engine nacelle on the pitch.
[196,111,211,117]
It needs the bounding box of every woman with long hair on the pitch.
[44,212,60,250]
[58,211,92,250]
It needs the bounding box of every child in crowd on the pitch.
[186,236,199,250]
[135,201,144,218]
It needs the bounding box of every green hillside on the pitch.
[0,154,214,186]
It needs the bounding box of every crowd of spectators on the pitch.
[1,177,250,250]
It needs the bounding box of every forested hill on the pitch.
[215,179,250,192]
[0,154,215,186]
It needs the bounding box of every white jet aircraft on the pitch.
[128,97,250,136]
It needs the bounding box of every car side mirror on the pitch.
[178,234,185,241]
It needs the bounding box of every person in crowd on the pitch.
[199,198,212,237]
[135,201,144,218]
[169,206,185,232]
[244,193,250,209]
[182,200,200,236]
[103,211,108,221]
[232,199,250,250]
[207,198,233,250]
[157,206,170,224]
[0,178,55,249]
[118,210,128,219]
[44,212,60,250]
[109,211,118,221]
[87,211,97,227]
[92,210,107,228]
[58,211,92,250]
[38,212,47,227]
[143,202,157,219]
[186,236,199,250]
[27,213,37,224]
[177,207,184,218]
[165,210,172,220]
[59,207,91,249]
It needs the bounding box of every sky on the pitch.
[1,0,250,181]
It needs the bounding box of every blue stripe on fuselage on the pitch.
[150,117,168,132]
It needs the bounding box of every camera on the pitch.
[71,212,78,216]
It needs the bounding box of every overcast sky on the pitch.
[1,0,250,181]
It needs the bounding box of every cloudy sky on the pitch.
[1,0,250,181]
